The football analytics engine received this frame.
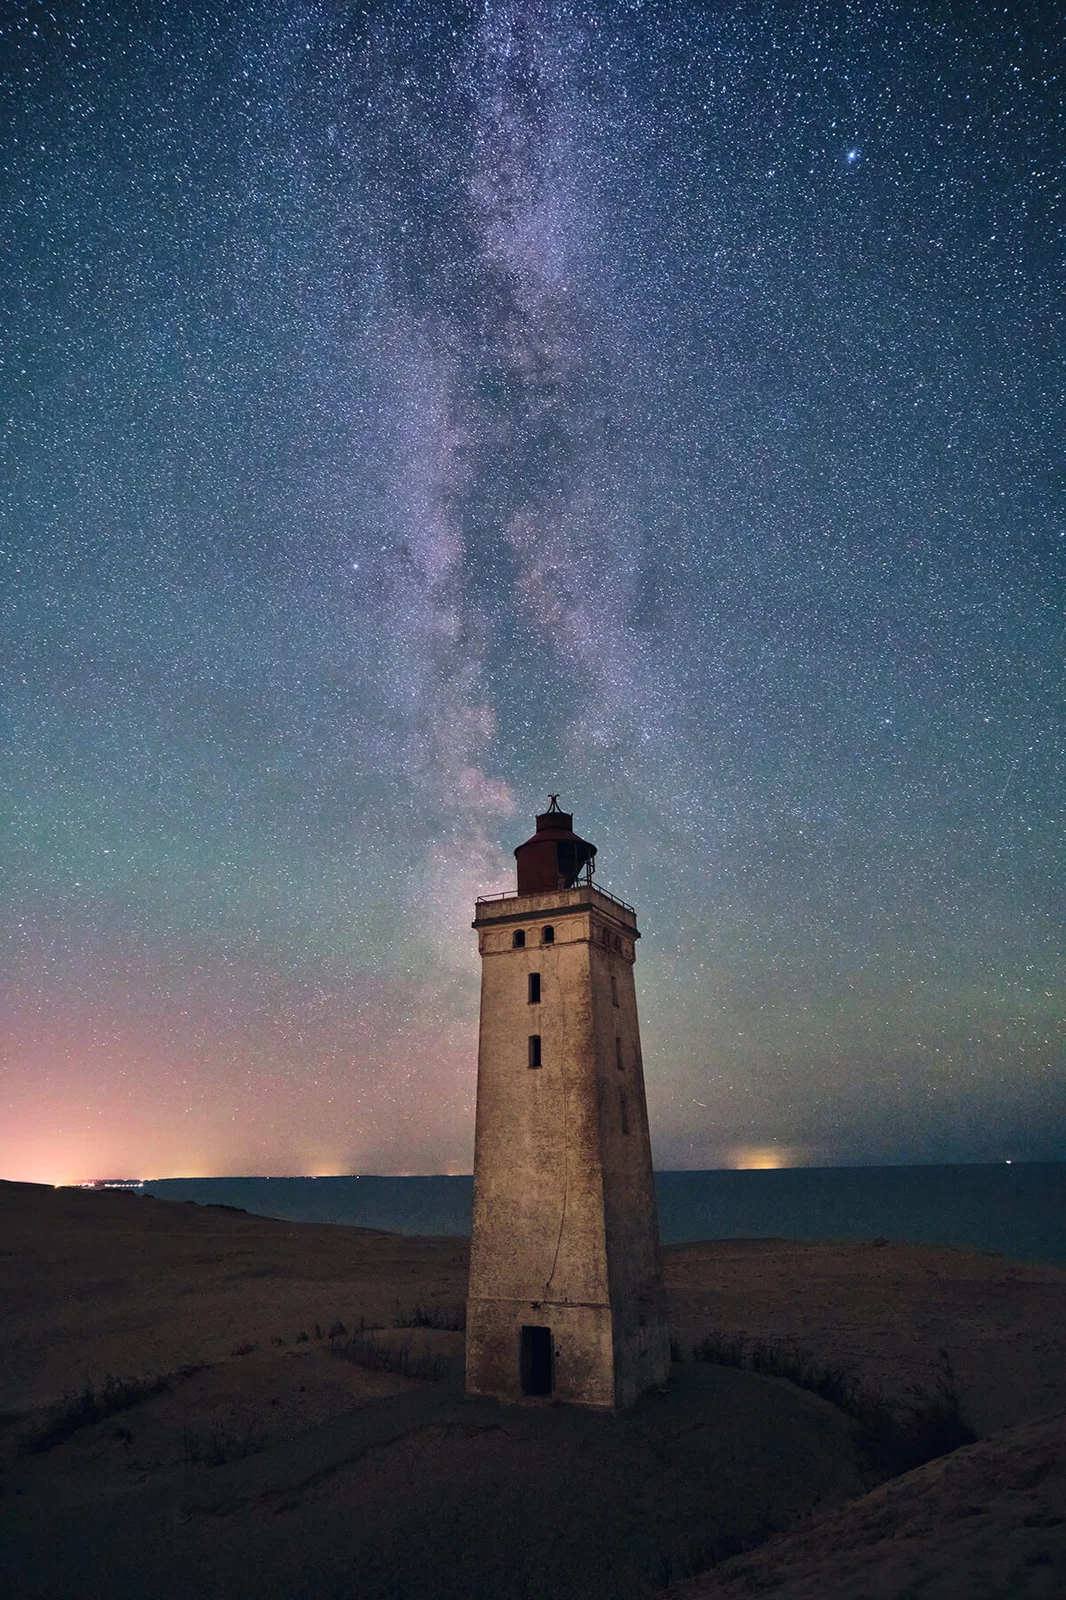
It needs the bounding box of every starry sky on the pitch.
[3,0,1064,1184]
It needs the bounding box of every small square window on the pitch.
[528,1034,542,1068]
[528,973,541,1004]
[513,929,526,948]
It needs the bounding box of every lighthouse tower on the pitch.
[465,799,670,1409]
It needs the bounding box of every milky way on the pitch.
[2,0,1063,1181]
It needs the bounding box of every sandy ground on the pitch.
[665,1412,1065,1600]
[1,1180,1063,1598]
[666,1237,1066,1435]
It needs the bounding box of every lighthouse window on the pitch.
[610,974,618,1007]
[615,1036,624,1071]
[513,929,526,948]
[528,973,541,1004]
[528,1034,542,1068]
[619,1088,630,1134]
[542,925,555,945]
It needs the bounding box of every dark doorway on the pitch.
[520,1325,553,1396]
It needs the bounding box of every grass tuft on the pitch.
[393,1304,466,1331]
[332,1332,450,1382]
[23,1371,187,1454]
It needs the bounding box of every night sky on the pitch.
[3,0,1063,1184]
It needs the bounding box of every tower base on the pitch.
[466,1295,671,1411]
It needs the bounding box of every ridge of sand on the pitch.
[665,1236,1066,1435]
[664,1411,1066,1599]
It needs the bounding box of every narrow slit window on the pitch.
[513,929,526,948]
[528,1034,542,1068]
[610,974,618,1007]
[615,1036,624,1071]
[619,1088,629,1134]
[542,925,555,945]
[528,972,541,1004]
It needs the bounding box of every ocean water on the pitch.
[141,1163,1066,1266]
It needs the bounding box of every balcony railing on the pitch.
[475,882,636,916]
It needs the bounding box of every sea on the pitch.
[140,1163,1066,1267]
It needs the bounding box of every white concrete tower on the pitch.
[466,799,670,1409]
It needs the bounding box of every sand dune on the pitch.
[2,1180,1063,1598]
[664,1414,1066,1599]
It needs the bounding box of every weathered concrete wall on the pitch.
[588,926,671,1405]
[466,1301,616,1409]
[466,885,668,1409]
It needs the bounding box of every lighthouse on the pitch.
[465,799,670,1409]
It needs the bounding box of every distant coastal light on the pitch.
[726,1146,803,1171]
[75,1179,145,1191]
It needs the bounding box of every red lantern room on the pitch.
[514,797,597,895]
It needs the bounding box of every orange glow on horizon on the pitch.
[726,1145,805,1171]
